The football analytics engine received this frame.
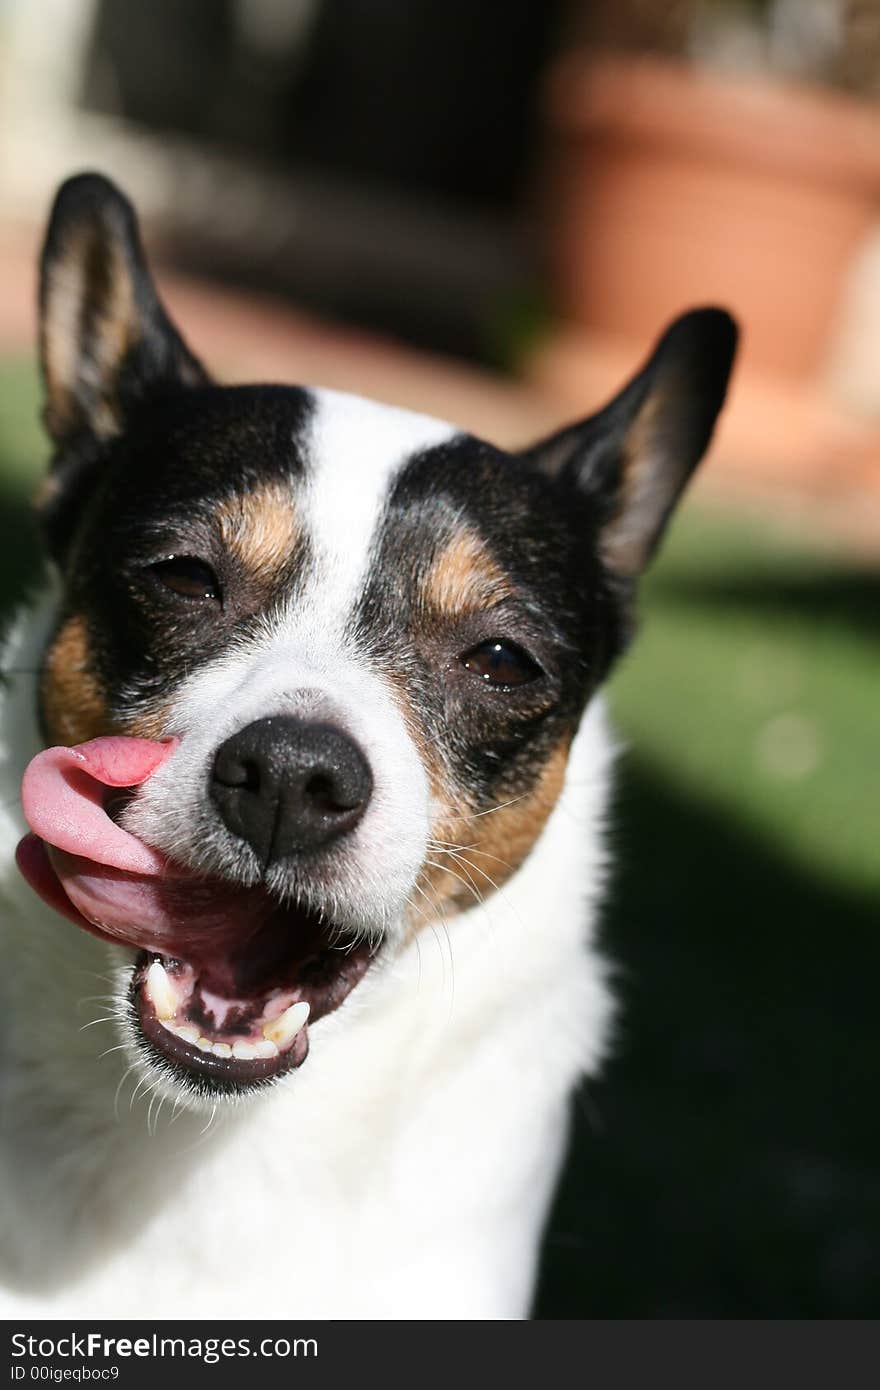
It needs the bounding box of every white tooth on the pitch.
[172,1024,200,1044]
[262,1001,310,1050]
[196,1037,214,1053]
[145,961,178,1021]
[232,1041,260,1061]
[212,1042,232,1059]
[254,1040,278,1059]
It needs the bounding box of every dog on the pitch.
[0,174,736,1319]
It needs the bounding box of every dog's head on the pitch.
[29,173,736,1104]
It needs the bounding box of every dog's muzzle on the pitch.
[16,735,379,1096]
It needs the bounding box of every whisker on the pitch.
[129,1073,151,1111]
[450,848,532,958]
[407,878,447,943]
[430,851,484,906]
[447,850,505,900]
[74,971,120,987]
[428,838,517,875]
[152,1091,169,1132]
[410,874,459,1021]
[442,794,528,824]
[427,921,448,1001]
[79,1014,125,1032]
[181,1093,225,1152]
[427,836,480,851]
[408,879,438,920]
[424,857,483,909]
[195,1102,219,1143]
[439,919,456,1021]
[113,1063,139,1121]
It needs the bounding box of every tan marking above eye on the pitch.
[421,528,515,620]
[216,481,299,583]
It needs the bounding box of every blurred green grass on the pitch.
[0,359,44,607]
[611,512,879,900]
[2,356,878,1314]
[0,358,43,496]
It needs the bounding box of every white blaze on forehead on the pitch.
[123,390,452,938]
[303,387,455,622]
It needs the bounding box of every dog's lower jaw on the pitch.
[0,596,614,1319]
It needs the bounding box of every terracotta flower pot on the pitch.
[541,53,880,380]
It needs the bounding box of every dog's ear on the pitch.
[37,173,210,560]
[522,308,738,580]
[39,172,208,450]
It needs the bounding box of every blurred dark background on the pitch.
[81,0,560,360]
[1,0,879,1318]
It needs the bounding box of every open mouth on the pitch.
[131,896,374,1092]
[16,735,377,1094]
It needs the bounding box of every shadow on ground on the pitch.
[535,753,880,1317]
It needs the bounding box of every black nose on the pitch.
[211,717,373,864]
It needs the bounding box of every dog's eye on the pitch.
[148,556,221,602]
[460,639,542,689]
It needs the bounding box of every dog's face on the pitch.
[30,175,736,1106]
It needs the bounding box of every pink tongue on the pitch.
[22,738,174,875]
[16,737,268,961]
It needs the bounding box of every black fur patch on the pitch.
[349,434,619,810]
[40,386,316,738]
